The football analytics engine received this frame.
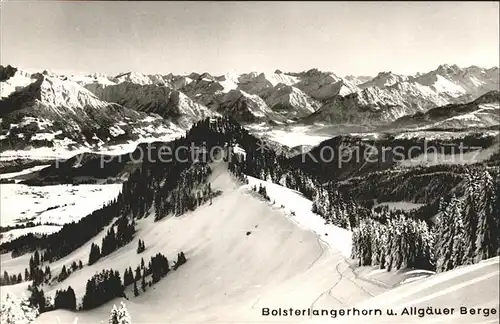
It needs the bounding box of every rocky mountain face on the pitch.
[390,90,500,130]
[0,64,498,153]
[0,71,182,154]
[305,65,499,125]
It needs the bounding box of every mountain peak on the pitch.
[435,64,462,75]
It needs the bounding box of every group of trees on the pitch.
[123,267,136,287]
[1,255,53,286]
[57,260,83,283]
[352,215,435,271]
[53,286,77,310]
[81,250,187,310]
[1,271,23,286]
[434,169,499,272]
[101,216,135,257]
[154,163,215,221]
[251,183,270,201]
[27,286,47,313]
[312,184,369,230]
[136,239,145,254]
[88,216,135,265]
[81,269,125,310]
[351,168,500,273]
[0,200,122,260]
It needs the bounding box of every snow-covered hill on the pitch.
[359,71,409,89]
[1,162,380,323]
[1,161,497,323]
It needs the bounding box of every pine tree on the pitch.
[59,265,68,282]
[66,286,76,310]
[3,271,9,285]
[133,278,139,297]
[88,243,101,265]
[135,266,141,281]
[141,272,146,292]
[109,304,119,324]
[115,302,131,324]
[44,266,51,280]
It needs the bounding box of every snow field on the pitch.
[0,183,123,227]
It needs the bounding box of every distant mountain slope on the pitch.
[0,71,183,154]
[391,90,500,130]
[304,65,499,125]
[84,81,216,128]
[1,63,498,155]
[259,84,321,119]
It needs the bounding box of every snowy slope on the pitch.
[14,162,383,323]
[391,90,500,130]
[244,175,352,258]
[334,257,499,324]
[0,183,122,227]
[0,69,37,99]
[422,103,500,129]
[1,161,497,323]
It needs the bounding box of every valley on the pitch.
[0,65,498,324]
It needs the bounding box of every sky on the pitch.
[1,1,499,77]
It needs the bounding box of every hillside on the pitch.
[1,160,497,323]
[0,113,498,324]
[9,162,384,323]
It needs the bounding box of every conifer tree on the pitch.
[133,278,139,297]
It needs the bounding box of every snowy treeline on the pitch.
[435,169,500,271]
[88,215,136,265]
[351,168,500,272]
[154,163,215,220]
[312,185,368,230]
[351,216,435,271]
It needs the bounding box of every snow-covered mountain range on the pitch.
[0,64,498,154]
